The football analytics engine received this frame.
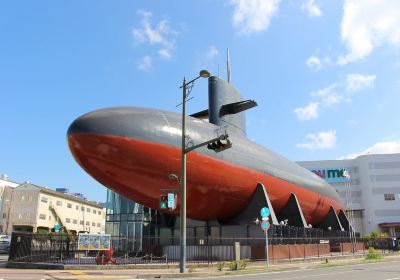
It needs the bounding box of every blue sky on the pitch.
[1,0,400,202]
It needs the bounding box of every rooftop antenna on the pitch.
[226,48,231,83]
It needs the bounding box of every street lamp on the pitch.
[179,69,210,273]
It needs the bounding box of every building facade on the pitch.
[298,153,400,237]
[1,182,105,235]
[105,190,166,252]
[0,175,20,233]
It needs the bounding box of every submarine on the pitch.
[67,73,347,229]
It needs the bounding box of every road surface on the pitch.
[0,259,399,279]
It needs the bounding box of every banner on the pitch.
[78,233,111,250]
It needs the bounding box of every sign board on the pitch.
[78,233,111,250]
[309,167,352,184]
[261,220,270,231]
[260,207,271,232]
[260,207,270,218]
[167,193,176,209]
[53,224,62,232]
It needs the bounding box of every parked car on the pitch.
[0,236,11,252]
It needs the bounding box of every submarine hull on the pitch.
[68,107,344,225]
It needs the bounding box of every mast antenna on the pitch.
[226,48,231,83]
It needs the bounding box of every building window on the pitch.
[86,221,90,226]
[76,205,78,210]
[86,208,90,213]
[39,214,46,220]
[81,206,85,211]
[66,218,71,223]
[41,197,48,203]
[73,219,77,224]
[92,222,95,227]
[80,221,84,225]
[56,201,62,206]
[97,223,100,227]
[98,210,102,215]
[384,194,395,201]
[67,203,72,208]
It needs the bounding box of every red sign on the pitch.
[261,220,270,231]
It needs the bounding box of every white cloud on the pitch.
[196,45,220,71]
[137,55,152,72]
[306,56,322,71]
[294,73,376,121]
[294,102,319,121]
[301,0,322,18]
[230,0,280,34]
[346,74,376,92]
[158,48,172,60]
[297,129,337,150]
[338,0,400,65]
[311,84,343,106]
[340,140,400,159]
[205,45,219,61]
[132,10,178,61]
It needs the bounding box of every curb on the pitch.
[5,253,400,278]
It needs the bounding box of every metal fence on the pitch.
[8,231,397,265]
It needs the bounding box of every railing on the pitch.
[9,231,398,265]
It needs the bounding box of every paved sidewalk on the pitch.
[5,252,400,279]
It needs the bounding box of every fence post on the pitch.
[30,234,33,262]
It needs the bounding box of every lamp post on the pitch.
[180,70,211,273]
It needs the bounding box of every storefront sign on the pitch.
[310,168,352,183]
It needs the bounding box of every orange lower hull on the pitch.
[68,133,343,225]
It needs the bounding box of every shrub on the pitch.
[369,231,380,239]
[366,247,383,260]
[239,259,248,270]
[229,260,238,271]
[217,262,225,271]
[228,260,248,271]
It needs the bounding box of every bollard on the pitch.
[234,242,240,262]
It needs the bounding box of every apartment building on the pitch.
[0,175,20,233]
[1,182,105,235]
